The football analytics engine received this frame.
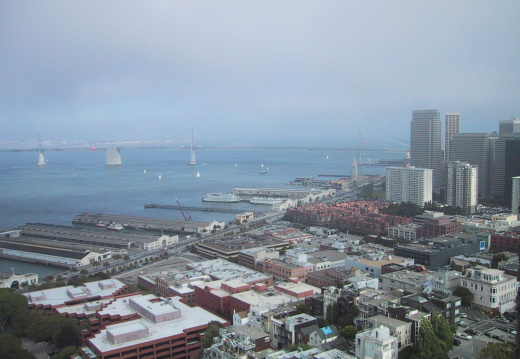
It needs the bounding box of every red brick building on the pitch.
[415,216,461,238]
[490,232,520,252]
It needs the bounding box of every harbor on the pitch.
[144,203,266,214]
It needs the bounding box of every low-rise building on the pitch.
[263,259,313,282]
[238,248,279,270]
[355,326,398,359]
[367,315,412,352]
[461,267,517,314]
[0,271,38,289]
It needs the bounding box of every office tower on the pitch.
[351,156,358,181]
[386,166,433,207]
[447,161,478,215]
[512,177,520,215]
[410,110,442,191]
[499,117,520,136]
[444,112,460,162]
[494,118,520,201]
[449,133,489,198]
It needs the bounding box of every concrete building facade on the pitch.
[447,161,478,215]
[512,176,520,215]
[385,166,433,207]
[410,109,442,191]
[444,112,460,162]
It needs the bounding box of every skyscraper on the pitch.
[512,176,520,215]
[410,110,442,191]
[449,133,490,198]
[386,166,433,207]
[444,112,460,162]
[447,161,478,215]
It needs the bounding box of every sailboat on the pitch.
[158,174,162,180]
[260,166,269,174]
[188,128,197,166]
[37,133,46,166]
[196,172,200,178]
[144,169,147,174]
[261,163,264,168]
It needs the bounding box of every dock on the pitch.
[144,204,266,214]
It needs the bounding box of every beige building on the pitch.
[367,315,412,352]
[461,267,517,314]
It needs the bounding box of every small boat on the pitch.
[95,221,107,228]
[143,169,147,174]
[234,163,238,167]
[260,166,269,174]
[37,152,46,166]
[196,172,200,178]
[158,174,162,180]
[107,223,124,230]
[326,155,329,159]
[261,163,264,168]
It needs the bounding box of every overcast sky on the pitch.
[1,1,519,147]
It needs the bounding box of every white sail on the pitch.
[106,147,122,166]
[37,151,46,166]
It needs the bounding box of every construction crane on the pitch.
[175,197,191,221]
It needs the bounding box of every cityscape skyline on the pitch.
[1,2,519,146]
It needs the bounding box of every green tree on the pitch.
[340,325,357,341]
[478,342,515,359]
[326,303,338,323]
[52,317,80,348]
[50,346,77,359]
[0,289,28,331]
[453,286,474,307]
[491,253,508,269]
[295,304,310,315]
[80,269,88,276]
[0,334,35,359]
[413,313,454,359]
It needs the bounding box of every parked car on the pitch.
[458,321,467,327]
[497,317,510,324]
[457,332,472,340]
[453,339,461,346]
[464,328,478,336]
[468,316,481,322]
[460,313,467,318]
[504,312,516,321]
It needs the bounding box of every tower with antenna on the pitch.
[37,133,46,166]
[188,128,197,166]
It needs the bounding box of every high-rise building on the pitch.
[410,110,442,191]
[448,133,490,198]
[512,176,520,215]
[351,156,358,181]
[444,112,460,162]
[499,117,520,136]
[386,166,433,207]
[494,132,520,202]
[447,161,478,215]
[504,139,520,206]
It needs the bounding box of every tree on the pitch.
[52,317,80,348]
[80,269,88,276]
[123,255,130,261]
[0,289,28,331]
[412,312,454,359]
[491,253,508,269]
[453,286,474,307]
[326,303,338,324]
[50,346,77,359]
[478,342,515,359]
[70,267,78,274]
[340,325,357,341]
[0,335,35,359]
[103,262,110,268]
[295,304,310,315]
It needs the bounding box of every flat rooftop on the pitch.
[186,259,272,283]
[88,296,228,353]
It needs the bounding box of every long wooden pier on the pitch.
[144,204,265,214]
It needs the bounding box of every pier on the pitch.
[144,204,266,214]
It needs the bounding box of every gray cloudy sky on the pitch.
[1,1,519,147]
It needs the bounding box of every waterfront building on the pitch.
[512,176,520,214]
[410,109,442,191]
[355,325,398,359]
[446,161,478,215]
[444,112,460,162]
[449,133,490,198]
[0,271,38,289]
[385,166,433,207]
[460,267,517,314]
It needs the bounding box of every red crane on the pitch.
[175,197,191,221]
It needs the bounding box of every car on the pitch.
[453,339,461,346]
[497,317,510,324]
[468,316,481,322]
[460,313,467,318]
[504,312,516,321]
[457,332,472,340]
[458,321,466,327]
[464,328,478,336]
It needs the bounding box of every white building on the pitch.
[512,176,520,215]
[367,315,412,352]
[385,166,433,207]
[447,161,478,215]
[355,325,398,359]
[460,267,517,314]
[0,271,38,289]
